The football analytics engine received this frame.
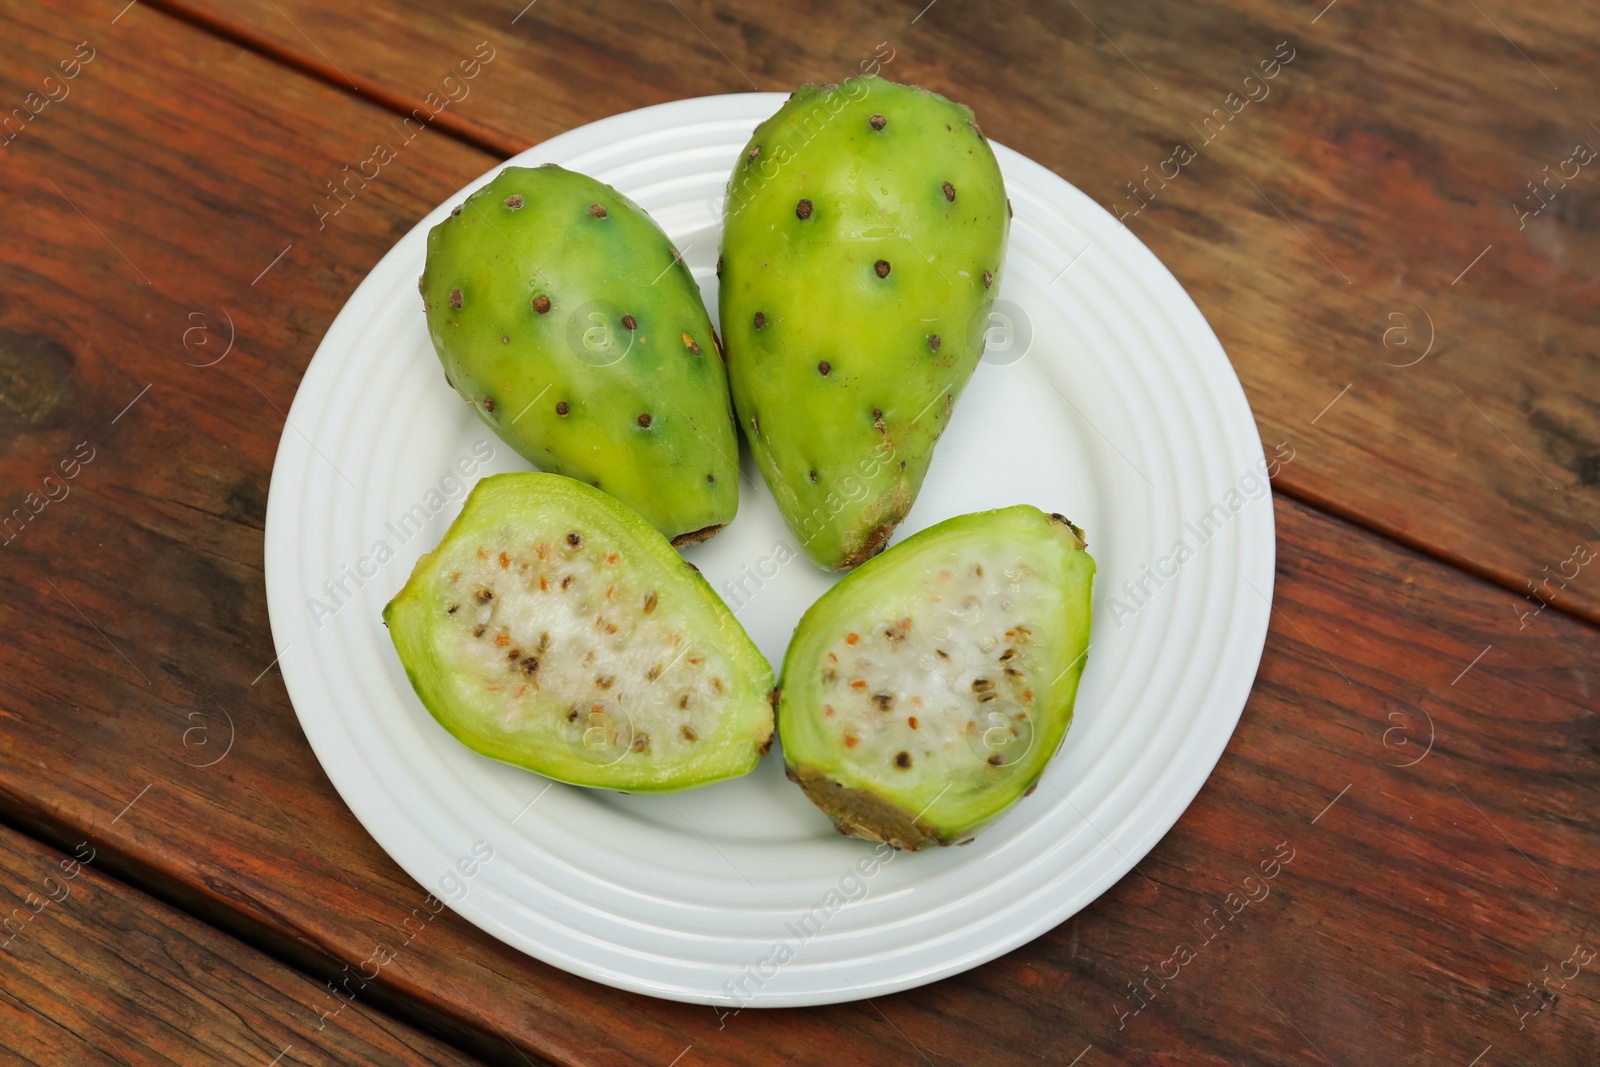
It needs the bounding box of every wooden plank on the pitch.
[0,1,1596,1066]
[142,0,1600,627]
[0,823,475,1065]
[0,2,693,1064]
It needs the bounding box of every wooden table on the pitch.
[2,0,1596,1063]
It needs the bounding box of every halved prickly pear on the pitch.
[423,165,738,545]
[777,506,1094,847]
[384,473,774,791]
[719,79,1009,568]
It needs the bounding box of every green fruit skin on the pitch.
[719,79,1009,569]
[423,165,738,543]
[778,506,1094,846]
[384,473,774,792]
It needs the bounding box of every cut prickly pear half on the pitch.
[422,165,738,545]
[719,78,1010,569]
[777,506,1094,848]
[384,473,774,792]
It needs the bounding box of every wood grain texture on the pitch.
[0,1,1596,1065]
[143,0,1600,628]
[0,823,475,1066]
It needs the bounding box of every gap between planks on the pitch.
[0,802,512,1066]
[132,0,1600,637]
[137,0,522,159]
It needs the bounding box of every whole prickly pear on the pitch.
[423,165,738,545]
[719,79,1009,569]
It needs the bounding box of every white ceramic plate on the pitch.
[264,93,1274,1007]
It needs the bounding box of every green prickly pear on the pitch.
[718,79,1009,569]
[776,506,1094,848]
[422,165,738,545]
[384,473,774,791]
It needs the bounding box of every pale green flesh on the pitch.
[423,165,738,542]
[385,474,773,791]
[779,506,1094,842]
[720,80,1009,569]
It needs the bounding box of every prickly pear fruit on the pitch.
[776,506,1093,848]
[384,473,775,792]
[719,79,1009,569]
[422,165,737,546]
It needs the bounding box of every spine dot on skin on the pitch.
[621,314,638,330]
[818,360,831,376]
[796,198,813,219]
[587,203,607,219]
[869,113,886,131]
[449,288,463,309]
[556,401,569,416]
[637,413,652,427]
[874,260,891,278]
[483,397,495,413]
[532,294,551,314]
[747,145,761,165]
[942,182,956,202]
[928,335,941,352]
[504,194,525,210]
[753,312,766,330]
[983,270,993,289]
